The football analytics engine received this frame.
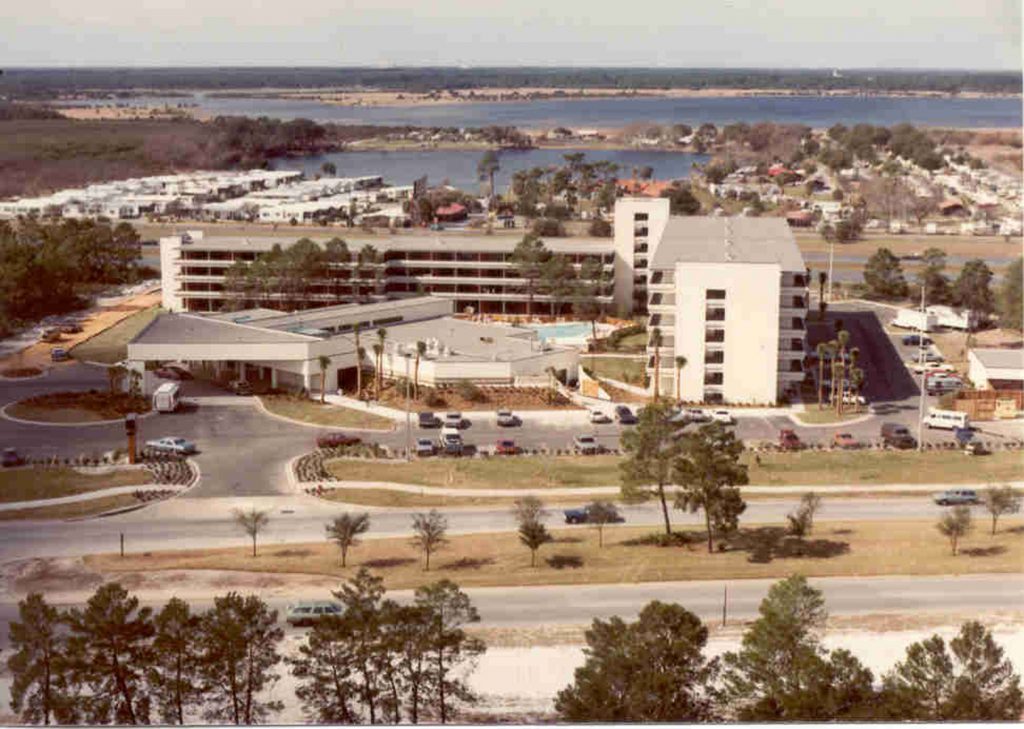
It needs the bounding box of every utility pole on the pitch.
[404,354,412,461]
[917,284,927,451]
[722,584,728,627]
[826,238,835,303]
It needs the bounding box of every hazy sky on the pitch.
[3,0,1020,69]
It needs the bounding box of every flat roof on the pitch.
[165,233,614,255]
[650,217,805,271]
[131,313,319,346]
[972,348,1024,372]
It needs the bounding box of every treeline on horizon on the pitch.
[1,66,1020,97]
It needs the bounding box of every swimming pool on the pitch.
[527,322,594,340]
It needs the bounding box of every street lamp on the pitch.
[917,284,927,451]
[403,353,413,461]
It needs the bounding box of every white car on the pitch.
[145,437,197,455]
[907,360,955,375]
[841,393,868,406]
[589,409,613,424]
[711,410,734,425]
[444,412,464,429]
[573,434,601,454]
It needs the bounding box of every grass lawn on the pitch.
[582,356,646,385]
[85,517,1024,591]
[318,487,597,509]
[746,449,1024,486]
[325,450,1024,489]
[260,395,394,430]
[0,467,150,503]
[326,455,622,490]
[793,409,866,425]
[7,392,150,422]
[0,494,141,521]
[611,331,648,351]
[70,306,161,364]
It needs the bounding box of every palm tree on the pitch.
[317,355,331,403]
[414,340,426,399]
[353,322,363,396]
[815,342,830,410]
[372,344,383,400]
[836,330,851,415]
[107,364,128,394]
[674,356,687,401]
[545,366,557,405]
[818,271,828,320]
[375,328,388,399]
[650,327,663,399]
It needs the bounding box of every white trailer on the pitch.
[152,382,181,413]
[892,308,938,332]
[926,305,978,331]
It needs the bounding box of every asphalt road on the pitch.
[0,495,983,565]
[0,573,1018,651]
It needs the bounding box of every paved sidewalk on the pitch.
[301,479,1024,498]
[0,484,182,512]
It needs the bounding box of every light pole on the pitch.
[826,238,835,303]
[404,353,413,461]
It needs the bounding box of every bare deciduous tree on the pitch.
[411,510,448,571]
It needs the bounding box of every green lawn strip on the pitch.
[324,450,1023,489]
[0,467,150,503]
[325,455,622,490]
[70,306,162,364]
[260,395,394,430]
[582,356,646,384]
[0,494,142,521]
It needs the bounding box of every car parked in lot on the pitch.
[40,328,62,343]
[415,438,435,457]
[778,429,802,450]
[907,361,955,375]
[615,405,638,424]
[880,422,916,449]
[496,409,520,427]
[832,432,859,449]
[933,488,979,506]
[902,334,933,347]
[165,363,194,380]
[964,441,989,456]
[50,348,69,362]
[2,448,24,467]
[285,600,342,627]
[495,439,518,455]
[926,374,964,396]
[841,392,867,407]
[316,432,361,449]
[444,412,465,429]
[685,408,711,423]
[711,410,734,425]
[573,435,601,454]
[145,437,197,455]
[589,409,612,424]
[418,411,442,428]
[438,427,464,456]
[563,505,626,524]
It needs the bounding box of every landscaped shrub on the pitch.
[456,380,487,403]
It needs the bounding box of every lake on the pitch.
[274,148,710,191]
[70,93,1022,129]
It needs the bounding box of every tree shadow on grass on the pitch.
[362,557,416,569]
[272,548,314,558]
[727,526,850,564]
[552,535,583,544]
[960,546,1007,558]
[441,557,496,571]
[1004,525,1024,535]
[546,554,583,569]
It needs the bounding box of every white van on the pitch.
[924,408,968,431]
[153,382,181,413]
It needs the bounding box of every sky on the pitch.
[2,0,1020,70]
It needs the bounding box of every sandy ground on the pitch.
[56,106,197,121]
[0,288,161,372]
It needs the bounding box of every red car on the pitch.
[833,432,859,449]
[316,432,362,449]
[154,368,181,380]
[495,439,517,455]
[779,429,802,451]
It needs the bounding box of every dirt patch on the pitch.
[5,557,104,595]
[8,391,149,422]
[0,366,43,378]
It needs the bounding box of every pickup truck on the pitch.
[563,505,626,525]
